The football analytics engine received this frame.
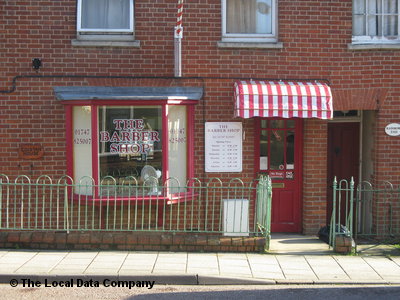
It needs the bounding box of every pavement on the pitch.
[0,234,399,286]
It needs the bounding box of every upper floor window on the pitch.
[222,0,277,42]
[353,0,400,43]
[77,0,134,41]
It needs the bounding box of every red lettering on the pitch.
[112,119,124,130]
[110,143,119,153]
[100,131,110,142]
[150,131,160,141]
[110,131,121,142]
[121,131,130,142]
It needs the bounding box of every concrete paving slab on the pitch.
[153,263,187,273]
[275,255,318,280]
[84,268,120,275]
[0,251,37,263]
[49,267,88,275]
[0,263,23,273]
[391,256,400,267]
[125,252,158,260]
[64,252,98,259]
[270,234,332,255]
[305,255,349,281]
[187,254,219,275]
[198,275,275,285]
[187,267,220,276]
[333,255,383,281]
[118,269,155,275]
[246,253,285,279]
[14,253,67,274]
[56,258,94,266]
[357,244,400,256]
[246,253,280,264]
[119,264,155,272]
[362,256,400,282]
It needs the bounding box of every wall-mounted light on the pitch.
[32,58,42,70]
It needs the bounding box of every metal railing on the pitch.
[0,174,272,248]
[329,176,400,251]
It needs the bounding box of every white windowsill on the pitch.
[348,43,400,50]
[72,39,141,48]
[217,41,283,49]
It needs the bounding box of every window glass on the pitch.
[223,0,276,41]
[259,130,268,170]
[81,0,130,30]
[259,120,296,179]
[261,119,268,128]
[98,106,162,194]
[226,0,273,34]
[353,0,399,40]
[270,119,285,128]
[286,130,295,169]
[168,106,187,186]
[270,130,284,170]
[79,0,133,33]
[73,106,92,194]
[287,120,295,128]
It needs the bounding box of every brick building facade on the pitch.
[1,1,399,249]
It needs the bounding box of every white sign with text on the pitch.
[205,122,242,172]
[385,123,400,136]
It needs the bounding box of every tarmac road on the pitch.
[1,284,400,300]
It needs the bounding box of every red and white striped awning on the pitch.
[234,80,333,119]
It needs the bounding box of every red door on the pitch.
[256,119,303,232]
[327,122,360,223]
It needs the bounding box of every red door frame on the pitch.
[254,118,303,233]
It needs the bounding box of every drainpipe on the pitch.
[174,0,184,77]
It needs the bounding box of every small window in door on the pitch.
[259,119,295,180]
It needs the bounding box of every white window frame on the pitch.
[221,0,277,43]
[352,0,400,44]
[77,0,134,40]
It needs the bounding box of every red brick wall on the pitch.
[303,119,328,234]
[0,231,267,252]
[1,1,400,235]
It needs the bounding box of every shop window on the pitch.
[222,0,277,42]
[353,0,400,44]
[71,104,190,198]
[77,0,134,41]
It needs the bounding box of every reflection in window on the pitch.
[270,130,284,170]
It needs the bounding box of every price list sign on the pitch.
[205,122,243,172]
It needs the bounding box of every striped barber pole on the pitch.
[234,80,333,120]
[175,0,184,38]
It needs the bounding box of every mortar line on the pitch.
[273,255,286,279]
[274,255,287,279]
[116,251,129,275]
[47,250,71,274]
[245,253,254,278]
[14,251,40,273]
[332,255,352,280]
[216,253,221,276]
[82,251,100,274]
[303,255,320,281]
[361,256,386,280]
[151,252,159,273]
